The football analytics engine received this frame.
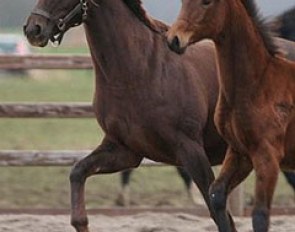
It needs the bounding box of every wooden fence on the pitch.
[0,54,244,216]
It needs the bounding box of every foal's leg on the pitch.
[177,140,222,227]
[70,139,142,232]
[251,142,281,232]
[210,147,253,232]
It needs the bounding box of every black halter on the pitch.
[31,0,88,45]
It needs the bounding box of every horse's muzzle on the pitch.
[24,16,52,47]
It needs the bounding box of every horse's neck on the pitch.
[215,6,271,104]
[84,0,157,85]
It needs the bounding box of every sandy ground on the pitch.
[0,213,294,232]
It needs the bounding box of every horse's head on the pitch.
[167,0,228,54]
[24,0,89,47]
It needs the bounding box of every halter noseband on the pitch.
[31,0,88,45]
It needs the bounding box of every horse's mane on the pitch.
[122,0,169,33]
[240,0,279,56]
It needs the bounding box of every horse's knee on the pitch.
[209,181,227,211]
[252,207,269,232]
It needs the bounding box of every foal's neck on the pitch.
[215,3,272,104]
[83,0,159,85]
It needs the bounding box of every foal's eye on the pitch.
[202,0,213,7]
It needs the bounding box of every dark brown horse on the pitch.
[167,0,295,232]
[24,0,227,231]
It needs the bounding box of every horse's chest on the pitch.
[214,101,253,151]
[215,98,294,153]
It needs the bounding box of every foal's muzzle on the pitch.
[167,36,187,54]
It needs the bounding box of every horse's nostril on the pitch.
[34,24,42,36]
[26,23,42,37]
[23,25,28,35]
[171,36,180,49]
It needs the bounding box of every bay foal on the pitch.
[167,0,295,231]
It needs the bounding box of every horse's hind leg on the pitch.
[70,138,142,232]
[210,147,253,232]
[177,140,221,227]
[251,142,281,232]
[115,169,133,206]
[176,167,201,204]
[176,167,192,191]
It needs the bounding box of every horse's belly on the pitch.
[124,126,179,165]
[103,116,179,165]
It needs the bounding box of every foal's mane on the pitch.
[240,0,279,56]
[122,0,169,33]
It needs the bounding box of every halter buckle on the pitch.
[57,19,66,31]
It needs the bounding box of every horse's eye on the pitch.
[202,0,213,6]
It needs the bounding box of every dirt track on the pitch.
[0,213,294,232]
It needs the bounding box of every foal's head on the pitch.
[167,0,229,54]
[24,0,90,47]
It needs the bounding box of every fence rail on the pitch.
[0,150,160,167]
[0,103,94,118]
[0,54,92,70]
[0,54,245,216]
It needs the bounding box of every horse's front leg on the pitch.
[69,138,142,232]
[210,147,253,232]
[251,141,281,232]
